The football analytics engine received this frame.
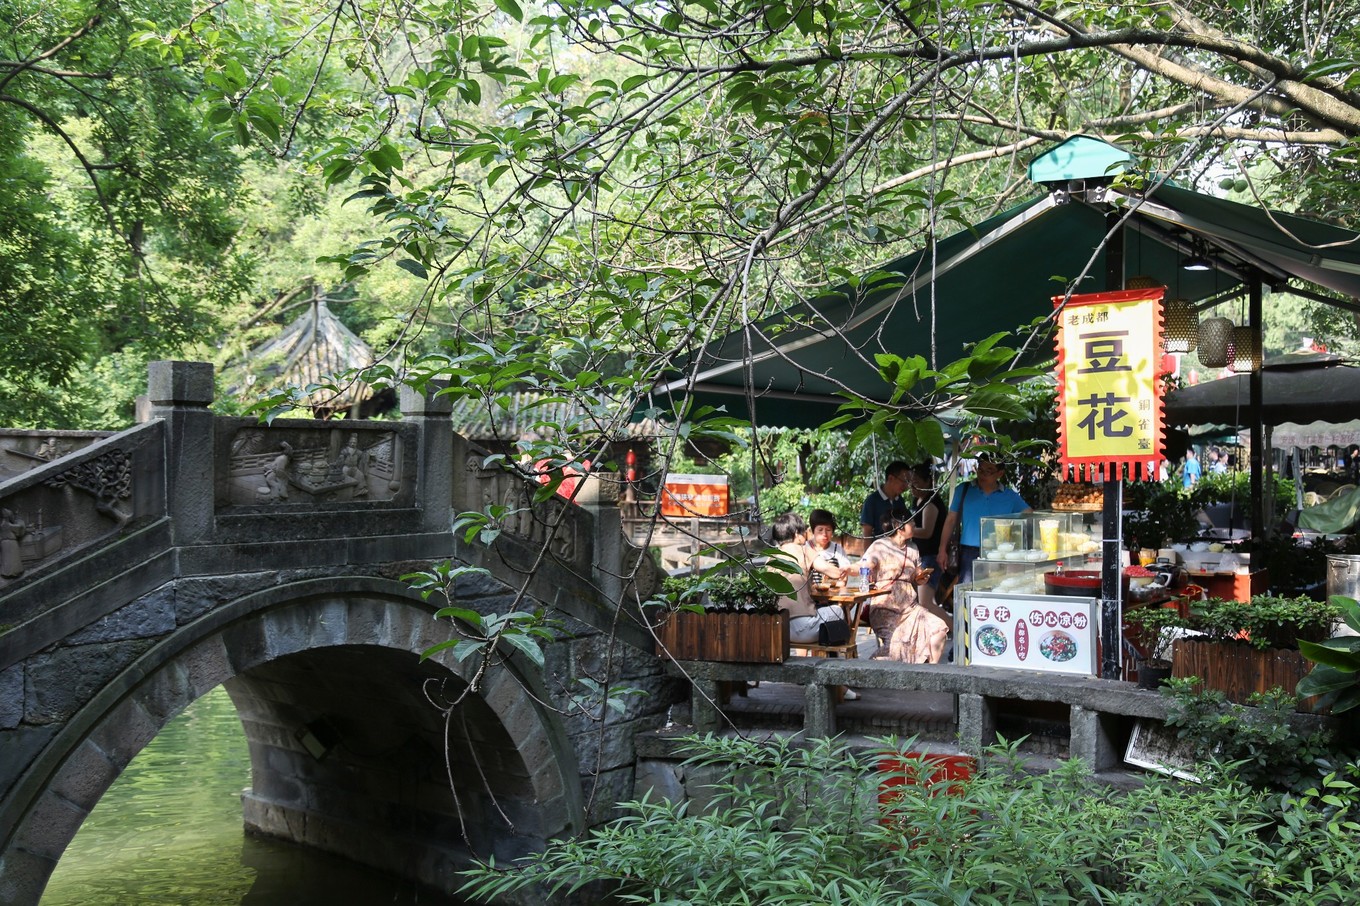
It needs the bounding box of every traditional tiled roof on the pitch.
[224,297,375,412]
[447,391,660,443]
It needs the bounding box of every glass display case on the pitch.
[978,510,1101,562]
[970,553,1101,594]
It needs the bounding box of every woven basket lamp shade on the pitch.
[1231,326,1262,372]
[1163,298,1198,353]
[1199,317,1234,368]
[1125,275,1162,290]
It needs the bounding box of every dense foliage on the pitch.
[461,733,1360,905]
[2,0,257,425]
[1163,679,1344,793]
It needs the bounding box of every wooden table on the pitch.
[803,585,883,659]
[810,585,881,626]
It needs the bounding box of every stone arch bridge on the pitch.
[0,361,674,905]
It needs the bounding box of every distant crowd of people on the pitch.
[1181,446,1232,488]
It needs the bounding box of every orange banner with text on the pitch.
[1054,287,1165,482]
[661,474,730,518]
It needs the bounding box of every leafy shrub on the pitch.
[1298,595,1360,713]
[658,570,780,614]
[1122,478,1202,549]
[1189,595,1340,650]
[1237,533,1335,598]
[1124,604,1190,665]
[1162,678,1342,793]
[1189,471,1294,517]
[459,733,1360,905]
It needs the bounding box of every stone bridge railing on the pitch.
[0,361,657,671]
[0,430,114,485]
[0,420,169,666]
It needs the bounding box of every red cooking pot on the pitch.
[1044,569,1129,597]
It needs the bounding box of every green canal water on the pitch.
[41,686,465,906]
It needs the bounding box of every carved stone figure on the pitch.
[0,508,27,578]
[337,435,370,498]
[259,442,293,501]
[36,438,69,461]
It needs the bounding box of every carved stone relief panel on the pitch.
[463,454,585,567]
[0,431,108,482]
[0,446,139,585]
[226,428,405,506]
[43,448,134,528]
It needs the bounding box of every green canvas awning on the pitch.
[1165,353,1360,429]
[655,139,1360,429]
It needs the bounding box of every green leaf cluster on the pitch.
[1298,595,1360,713]
[460,733,1360,904]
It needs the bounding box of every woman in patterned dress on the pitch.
[859,505,948,663]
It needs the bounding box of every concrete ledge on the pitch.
[666,658,1174,721]
[175,532,455,576]
[0,527,176,673]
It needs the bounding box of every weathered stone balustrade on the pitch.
[673,657,1174,772]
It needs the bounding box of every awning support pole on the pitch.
[1249,274,1265,542]
[1101,211,1125,680]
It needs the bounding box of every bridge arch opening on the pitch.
[2,580,584,906]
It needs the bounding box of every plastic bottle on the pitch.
[859,564,872,590]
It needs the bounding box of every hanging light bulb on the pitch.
[1182,239,1213,271]
[1231,326,1262,372]
[1199,317,1233,368]
[1163,298,1198,354]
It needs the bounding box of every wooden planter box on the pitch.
[1171,638,1311,705]
[655,610,790,664]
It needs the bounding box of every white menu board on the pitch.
[960,591,1098,676]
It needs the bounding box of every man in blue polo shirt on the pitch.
[936,455,1032,585]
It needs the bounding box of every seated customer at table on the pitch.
[805,508,850,584]
[859,506,948,664]
[771,511,848,645]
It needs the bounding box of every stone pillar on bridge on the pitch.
[145,361,215,546]
[400,380,453,533]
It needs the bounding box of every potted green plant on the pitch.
[653,569,789,663]
[1173,594,1342,705]
[1123,605,1189,689]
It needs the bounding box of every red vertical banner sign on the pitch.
[1054,287,1165,481]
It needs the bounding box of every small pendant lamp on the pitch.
[1231,326,1262,372]
[1199,317,1234,368]
[1163,298,1198,353]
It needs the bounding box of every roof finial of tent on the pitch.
[1028,136,1135,204]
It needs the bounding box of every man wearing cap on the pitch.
[937,455,1032,585]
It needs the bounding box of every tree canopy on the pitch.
[148,0,1360,465]
[8,0,1360,447]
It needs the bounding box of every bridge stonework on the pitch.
[0,362,677,905]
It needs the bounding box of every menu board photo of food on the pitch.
[961,593,1098,676]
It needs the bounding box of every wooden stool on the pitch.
[794,641,859,659]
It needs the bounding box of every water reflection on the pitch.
[42,686,465,906]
